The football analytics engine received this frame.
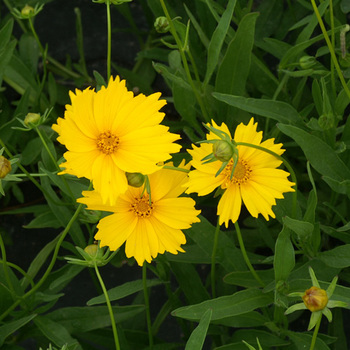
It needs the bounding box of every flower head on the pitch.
[78,161,201,266]
[52,76,181,204]
[285,267,348,330]
[186,118,295,227]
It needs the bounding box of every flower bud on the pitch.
[21,5,34,17]
[0,156,11,179]
[154,16,170,33]
[302,286,328,312]
[84,244,98,257]
[126,172,145,187]
[299,55,317,69]
[24,112,40,127]
[213,140,234,162]
[318,114,334,130]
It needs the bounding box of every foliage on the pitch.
[0,0,350,349]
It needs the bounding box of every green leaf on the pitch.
[18,33,39,74]
[87,279,162,305]
[212,93,303,125]
[23,210,61,229]
[34,315,82,350]
[0,19,16,87]
[0,314,37,347]
[185,308,212,350]
[172,288,273,321]
[211,311,269,328]
[215,12,259,122]
[284,330,330,350]
[170,261,210,304]
[223,269,274,288]
[277,124,350,182]
[283,216,314,241]
[48,305,145,333]
[274,226,295,282]
[204,0,237,86]
[318,244,350,268]
[186,216,246,272]
[231,329,290,348]
[21,235,60,290]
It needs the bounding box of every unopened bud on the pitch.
[24,113,40,127]
[21,5,34,17]
[318,114,334,130]
[299,56,316,69]
[302,286,328,312]
[154,16,170,33]
[0,156,11,179]
[213,140,234,162]
[126,172,145,187]
[84,244,98,257]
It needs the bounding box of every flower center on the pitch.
[97,131,119,154]
[131,196,153,218]
[222,159,252,188]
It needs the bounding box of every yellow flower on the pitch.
[186,118,295,227]
[52,76,181,204]
[78,162,201,266]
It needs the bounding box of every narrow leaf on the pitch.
[185,309,212,350]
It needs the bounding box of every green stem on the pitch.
[0,233,15,299]
[234,221,265,288]
[309,315,322,350]
[13,173,48,177]
[211,218,221,298]
[106,0,112,79]
[236,141,298,218]
[310,0,350,100]
[159,0,209,122]
[329,0,336,99]
[94,262,121,350]
[143,263,153,349]
[0,260,35,289]
[0,200,86,322]
[162,165,190,173]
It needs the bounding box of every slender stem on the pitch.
[234,221,265,288]
[310,0,350,100]
[329,0,336,99]
[162,165,190,173]
[309,315,322,350]
[211,218,221,298]
[0,200,86,322]
[106,0,112,79]
[0,233,15,299]
[236,141,298,218]
[12,173,48,177]
[159,0,209,122]
[94,262,121,350]
[143,263,153,349]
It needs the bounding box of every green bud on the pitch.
[0,156,11,179]
[21,5,34,17]
[318,114,334,130]
[299,55,317,69]
[212,140,234,162]
[84,244,98,257]
[154,16,170,33]
[24,112,41,127]
[126,172,145,187]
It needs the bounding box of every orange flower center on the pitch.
[222,159,252,188]
[131,196,153,218]
[97,131,119,154]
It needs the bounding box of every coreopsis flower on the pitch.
[285,267,348,330]
[52,76,181,204]
[186,118,295,227]
[78,162,201,266]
